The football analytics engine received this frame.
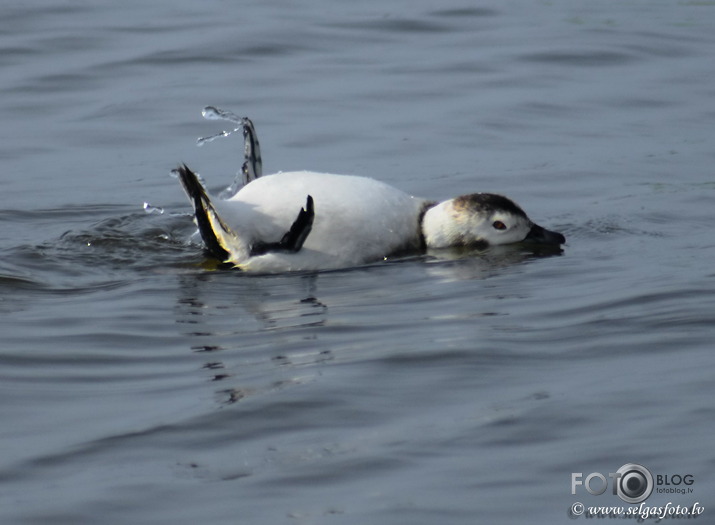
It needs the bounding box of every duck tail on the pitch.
[176,164,234,261]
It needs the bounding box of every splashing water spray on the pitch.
[196,106,255,199]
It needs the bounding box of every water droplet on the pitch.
[143,202,164,215]
[196,130,231,147]
[197,107,248,146]
[218,179,241,200]
[201,106,222,120]
[201,106,243,124]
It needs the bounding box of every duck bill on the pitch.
[524,223,566,245]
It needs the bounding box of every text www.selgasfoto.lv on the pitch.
[570,501,705,520]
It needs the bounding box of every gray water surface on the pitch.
[1,2,714,524]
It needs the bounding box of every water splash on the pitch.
[201,106,243,123]
[196,106,248,147]
[218,180,242,200]
[196,106,255,199]
[143,202,164,215]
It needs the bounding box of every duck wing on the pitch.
[241,117,262,185]
[250,195,314,256]
[176,164,233,261]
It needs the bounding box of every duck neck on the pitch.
[420,200,457,249]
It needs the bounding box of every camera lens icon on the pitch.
[616,463,653,503]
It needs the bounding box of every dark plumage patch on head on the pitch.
[452,193,527,218]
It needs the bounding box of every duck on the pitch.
[176,114,565,273]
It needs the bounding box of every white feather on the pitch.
[215,171,426,271]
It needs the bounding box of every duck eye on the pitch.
[492,220,507,231]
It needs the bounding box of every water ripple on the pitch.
[519,49,635,66]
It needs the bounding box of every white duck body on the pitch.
[212,171,428,272]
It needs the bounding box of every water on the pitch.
[2,1,714,523]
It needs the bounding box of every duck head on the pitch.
[421,193,565,249]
